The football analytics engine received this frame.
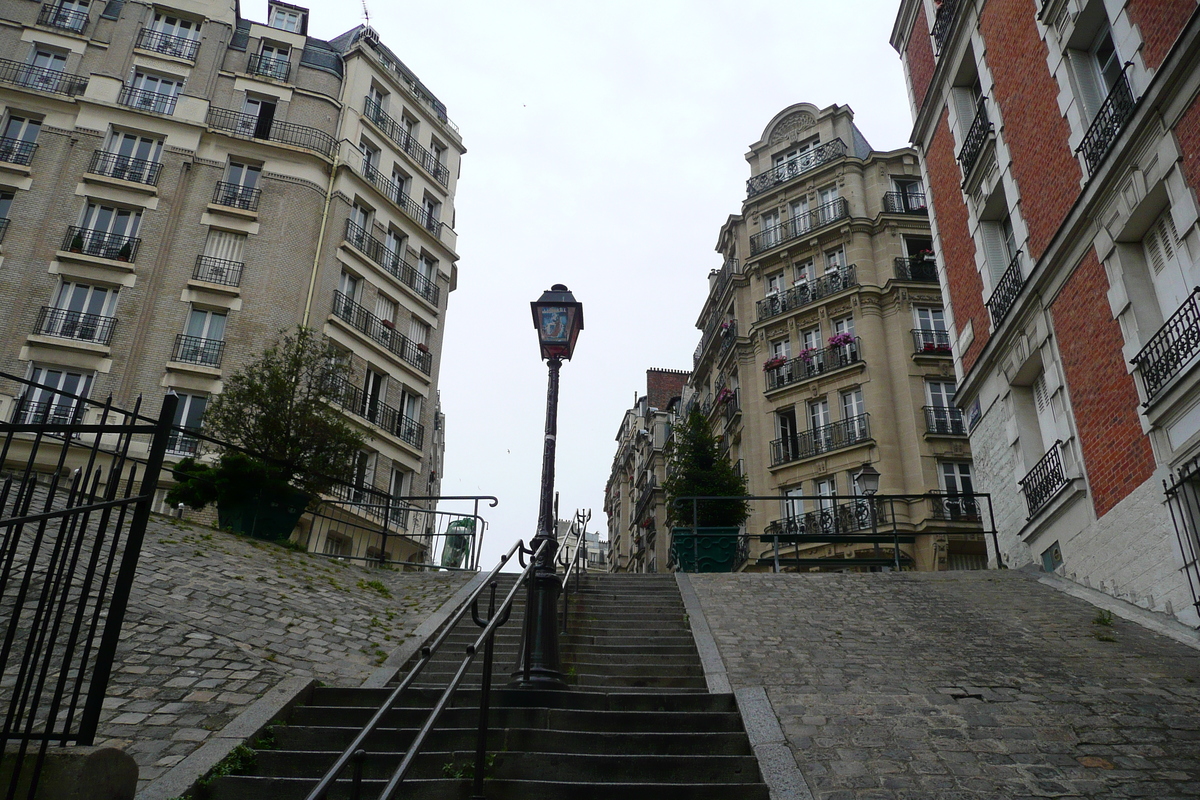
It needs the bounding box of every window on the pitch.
[350,450,376,501]
[775,407,798,462]
[337,270,360,312]
[951,74,984,142]
[216,161,261,209]
[800,326,820,351]
[388,468,408,525]
[77,201,141,258]
[17,365,93,424]
[241,95,276,138]
[927,381,961,434]
[127,72,183,113]
[431,141,445,165]
[841,388,867,438]
[184,307,226,340]
[409,318,430,346]
[363,368,386,423]
[1069,21,1122,123]
[817,184,840,223]
[383,230,406,270]
[814,477,836,515]
[178,308,226,365]
[143,13,201,59]
[422,196,440,229]
[0,189,13,224]
[770,338,791,361]
[889,177,926,212]
[0,113,41,165]
[268,3,304,32]
[152,12,200,40]
[417,254,436,282]
[401,113,417,142]
[367,84,388,112]
[347,203,372,247]
[392,168,412,201]
[980,212,1018,284]
[167,393,207,455]
[42,280,118,342]
[761,210,780,247]
[375,294,396,325]
[940,461,977,519]
[43,0,89,32]
[793,259,814,285]
[809,398,831,450]
[23,49,68,91]
[782,486,804,522]
[360,139,380,176]
[914,306,949,352]
[198,229,246,284]
[825,247,846,272]
[1143,208,1192,318]
[102,131,163,183]
[788,198,809,236]
[766,272,785,296]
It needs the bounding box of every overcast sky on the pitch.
[282,0,916,568]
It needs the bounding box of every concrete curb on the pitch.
[134,675,314,800]
[675,573,730,694]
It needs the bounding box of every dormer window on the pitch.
[267,2,306,33]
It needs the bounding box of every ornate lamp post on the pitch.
[853,462,889,570]
[514,284,583,689]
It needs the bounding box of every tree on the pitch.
[662,408,749,528]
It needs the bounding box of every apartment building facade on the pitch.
[687,102,987,572]
[891,0,1200,621]
[0,0,464,562]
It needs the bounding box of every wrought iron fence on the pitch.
[912,327,952,354]
[118,85,177,115]
[343,219,439,305]
[929,492,981,521]
[325,375,424,449]
[958,97,993,176]
[61,225,141,262]
[193,255,244,287]
[358,163,442,237]
[883,191,928,213]
[0,136,37,166]
[136,28,200,60]
[88,150,162,186]
[986,251,1025,328]
[770,414,871,466]
[247,52,291,82]
[1164,457,1200,622]
[1019,441,1067,518]
[895,256,938,282]
[38,2,88,32]
[206,106,337,158]
[212,180,261,211]
[34,306,117,345]
[0,57,87,97]
[924,405,966,435]
[746,139,847,198]
[331,290,432,374]
[1078,65,1136,176]
[362,96,451,186]
[750,198,850,255]
[1132,288,1200,404]
[172,333,224,367]
[0,218,8,243]
[757,265,857,321]
[931,0,959,53]
[766,339,861,391]
[711,257,741,300]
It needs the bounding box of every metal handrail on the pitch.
[559,512,591,634]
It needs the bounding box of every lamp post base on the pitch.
[510,564,568,690]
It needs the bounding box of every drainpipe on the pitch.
[303,145,343,326]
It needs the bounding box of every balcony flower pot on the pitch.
[798,347,818,364]
[671,527,740,573]
[116,241,133,262]
[763,357,787,371]
[380,319,395,329]
[828,333,855,348]
[416,343,429,353]
[69,232,84,253]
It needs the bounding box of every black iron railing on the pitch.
[770,414,871,466]
[343,220,439,305]
[0,218,8,243]
[34,306,117,345]
[0,57,87,96]
[136,28,200,60]
[118,85,177,115]
[957,97,993,177]
[38,2,88,32]
[1020,441,1067,518]
[985,251,1024,328]
[710,257,741,300]
[248,52,291,82]
[746,139,847,198]
[765,497,887,539]
[721,388,741,425]
[362,96,451,186]
[10,399,83,425]
[193,255,244,287]
[929,493,981,521]
[895,256,938,282]
[61,225,141,261]
[883,191,928,213]
[358,162,442,237]
[693,315,737,367]
[0,137,38,166]
[206,106,336,158]
[912,328,952,354]
[332,290,432,374]
[326,376,424,448]
[750,198,850,255]
[931,0,959,54]
[88,150,162,186]
[212,180,261,211]
[757,265,857,321]
[924,405,966,435]
[172,333,224,367]
[1077,66,1136,176]
[766,339,862,391]
[1132,287,1200,404]
[166,429,201,455]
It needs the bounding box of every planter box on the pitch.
[671,527,740,573]
[217,485,310,541]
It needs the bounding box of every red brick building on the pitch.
[892,0,1200,623]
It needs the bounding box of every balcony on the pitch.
[930,0,959,54]
[38,3,88,33]
[709,257,741,301]
[62,226,141,262]
[0,218,8,243]
[362,96,451,187]
[765,339,862,391]
[1019,441,1067,518]
[247,53,291,82]
[634,475,658,522]
[88,150,161,186]
[212,180,261,212]
[172,333,224,367]
[756,265,857,322]
[343,220,440,305]
[0,57,87,97]
[929,492,981,522]
[770,414,871,466]
[326,376,424,449]
[136,29,200,61]
[750,198,850,256]
[166,430,201,456]
[924,406,966,435]
[118,86,177,115]
[883,191,927,213]
[746,139,847,198]
[912,328,952,355]
[957,98,993,178]
[894,256,938,282]
[193,255,243,287]
[985,251,1024,329]
[720,388,740,425]
[693,316,737,368]
[0,137,38,167]
[331,290,432,374]
[11,398,85,426]
[764,497,888,540]
[1077,67,1136,177]
[357,163,443,239]
[34,306,117,345]
[1131,287,1200,405]
[206,107,336,158]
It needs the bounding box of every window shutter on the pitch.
[980,222,1009,284]
[1068,49,1104,121]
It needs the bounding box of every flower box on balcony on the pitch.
[763,357,787,371]
[798,347,818,364]
[923,342,951,353]
[828,333,855,348]
[416,343,429,353]
[381,319,395,329]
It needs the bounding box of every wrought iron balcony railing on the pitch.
[357,163,442,237]
[750,198,850,256]
[1077,65,1136,177]
[883,191,928,213]
[929,492,981,522]
[362,96,451,186]
[894,256,938,282]
[34,306,117,345]
[912,328,952,355]
[172,333,224,367]
[1132,287,1200,404]
[248,53,291,82]
[710,257,741,301]
[206,107,336,158]
[38,3,88,33]
[757,265,857,321]
[193,255,244,287]
[331,290,432,374]
[985,251,1024,328]
[770,413,871,466]
[957,97,993,177]
[326,376,424,448]
[11,398,85,426]
[0,57,87,97]
[930,0,959,54]
[924,405,966,435]
[62,225,141,261]
[343,219,440,305]
[0,218,8,243]
[136,28,200,60]
[634,475,658,522]
[764,497,888,540]
[166,430,201,456]
[0,137,36,167]
[212,180,261,211]
[693,315,737,367]
[766,339,862,391]
[721,388,741,425]
[118,85,177,115]
[746,139,847,198]
[1019,441,1067,518]
[88,150,162,186]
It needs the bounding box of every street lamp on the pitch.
[514,284,584,689]
[852,462,897,571]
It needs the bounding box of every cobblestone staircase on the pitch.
[207,573,768,799]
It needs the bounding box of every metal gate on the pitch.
[1164,455,1200,622]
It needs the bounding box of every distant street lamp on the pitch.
[514,284,584,689]
[853,462,897,570]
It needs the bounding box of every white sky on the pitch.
[283,0,916,568]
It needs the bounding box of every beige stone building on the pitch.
[688,102,987,571]
[0,0,463,562]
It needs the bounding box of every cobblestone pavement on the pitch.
[95,514,469,790]
[690,570,1200,800]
